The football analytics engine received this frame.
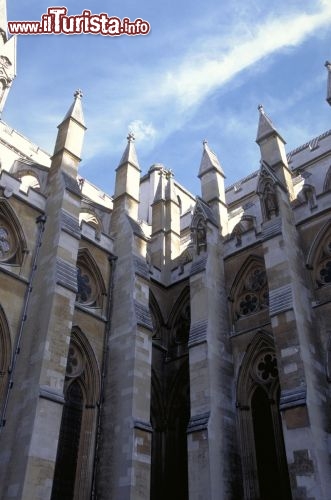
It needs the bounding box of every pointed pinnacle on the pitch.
[256,105,285,144]
[74,89,83,99]
[127,131,135,142]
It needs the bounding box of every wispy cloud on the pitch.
[159,2,331,111]
[85,1,331,152]
[6,0,331,193]
[128,120,157,142]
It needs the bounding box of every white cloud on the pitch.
[159,2,331,110]
[7,0,331,189]
[128,120,157,142]
[89,1,331,152]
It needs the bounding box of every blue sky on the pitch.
[5,0,331,196]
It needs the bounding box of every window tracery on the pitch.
[0,226,12,260]
[0,205,25,265]
[66,344,84,378]
[75,249,106,309]
[0,217,20,264]
[76,266,93,304]
[254,352,278,383]
[236,333,291,499]
[316,239,331,286]
[52,327,100,500]
[235,267,269,319]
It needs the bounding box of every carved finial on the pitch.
[258,104,264,113]
[127,131,135,142]
[203,139,208,146]
[165,168,174,179]
[325,61,331,70]
[74,89,83,99]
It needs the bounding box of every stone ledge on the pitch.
[269,284,293,316]
[133,256,150,280]
[187,411,210,433]
[134,301,153,331]
[279,386,307,410]
[61,209,81,240]
[56,257,78,293]
[188,320,208,347]
[39,385,65,404]
[133,419,153,433]
[190,255,207,276]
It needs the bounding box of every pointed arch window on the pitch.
[323,165,331,192]
[306,221,331,294]
[76,249,106,309]
[51,327,100,500]
[236,333,292,499]
[0,305,11,410]
[230,257,269,321]
[0,199,27,266]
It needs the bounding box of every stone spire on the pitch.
[256,105,294,199]
[51,90,87,176]
[0,0,16,114]
[198,139,225,178]
[151,168,180,281]
[325,61,331,106]
[117,131,139,170]
[198,140,228,233]
[61,88,85,126]
[256,105,288,169]
[256,104,286,144]
[113,133,141,220]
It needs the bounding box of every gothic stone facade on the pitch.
[0,8,331,500]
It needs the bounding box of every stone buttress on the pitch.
[256,106,331,499]
[96,135,154,500]
[186,143,238,499]
[0,91,85,500]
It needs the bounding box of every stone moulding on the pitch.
[56,257,78,293]
[133,255,150,280]
[62,172,82,197]
[279,386,307,410]
[187,411,210,433]
[134,300,153,331]
[133,419,153,432]
[60,209,81,240]
[190,255,207,276]
[262,217,282,241]
[188,320,208,348]
[269,284,293,316]
[39,385,65,404]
